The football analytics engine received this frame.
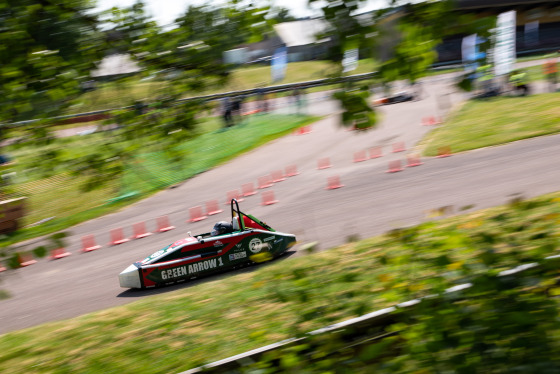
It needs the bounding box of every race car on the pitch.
[119,199,297,288]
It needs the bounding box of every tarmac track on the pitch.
[1,64,560,335]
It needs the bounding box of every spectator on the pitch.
[134,100,146,116]
[231,96,244,125]
[543,56,558,92]
[256,86,268,113]
[221,97,234,128]
[476,64,494,96]
[509,69,530,96]
[291,87,303,114]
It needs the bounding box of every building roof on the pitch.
[273,19,328,47]
[456,0,559,9]
[91,53,141,77]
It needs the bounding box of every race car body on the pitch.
[119,199,296,288]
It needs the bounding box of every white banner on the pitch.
[462,34,477,64]
[271,47,287,82]
[494,10,516,76]
[342,48,358,73]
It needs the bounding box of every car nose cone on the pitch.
[119,264,141,288]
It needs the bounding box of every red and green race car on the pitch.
[119,199,297,288]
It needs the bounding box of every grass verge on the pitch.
[1,190,560,373]
[420,92,560,156]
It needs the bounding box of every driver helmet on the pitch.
[211,221,233,236]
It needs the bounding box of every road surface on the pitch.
[1,68,559,335]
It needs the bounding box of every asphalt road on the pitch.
[1,68,559,335]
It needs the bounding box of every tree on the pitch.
[270,7,297,23]
[311,0,476,130]
[310,0,376,64]
[309,0,379,130]
[69,0,281,192]
[0,0,105,124]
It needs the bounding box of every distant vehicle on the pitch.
[119,199,297,289]
[373,91,416,106]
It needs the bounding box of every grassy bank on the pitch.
[421,92,560,156]
[1,113,319,246]
[2,189,560,373]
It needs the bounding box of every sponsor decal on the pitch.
[234,243,244,252]
[249,238,263,253]
[160,257,224,280]
[142,249,165,264]
[160,265,189,280]
[229,251,247,261]
[264,236,275,242]
[214,240,223,247]
[171,237,196,249]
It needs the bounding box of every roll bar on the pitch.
[230,199,245,231]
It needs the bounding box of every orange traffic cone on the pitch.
[81,234,102,252]
[261,190,279,206]
[225,190,244,204]
[285,164,299,177]
[206,200,223,215]
[258,175,273,189]
[18,252,37,267]
[109,228,130,245]
[50,248,71,260]
[189,206,207,222]
[326,176,344,190]
[353,150,367,163]
[132,221,152,239]
[156,216,175,232]
[386,160,403,173]
[369,146,383,159]
[317,157,331,170]
[406,154,423,167]
[392,142,406,153]
[271,170,285,183]
[242,182,257,197]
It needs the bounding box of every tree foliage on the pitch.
[242,197,560,372]
[68,0,280,191]
[310,0,376,64]
[0,0,104,123]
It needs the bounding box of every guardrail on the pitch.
[179,254,560,373]
[9,72,378,127]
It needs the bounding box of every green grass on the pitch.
[1,189,560,373]
[421,92,560,156]
[0,113,318,246]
